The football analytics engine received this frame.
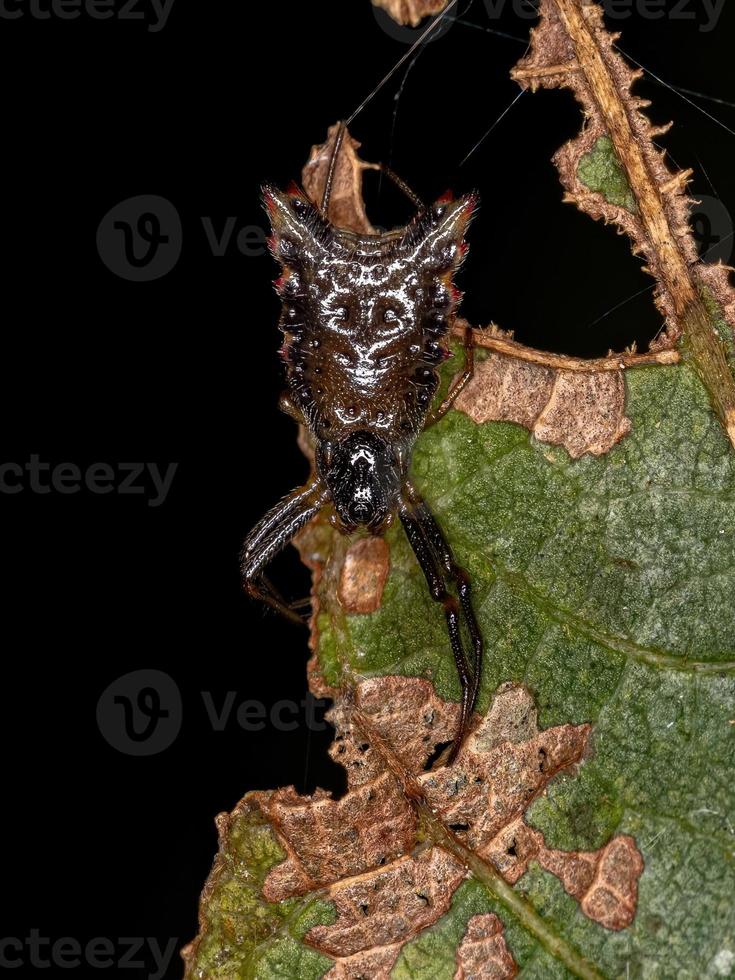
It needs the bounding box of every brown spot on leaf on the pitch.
[307,847,466,958]
[471,680,539,751]
[333,676,461,782]
[185,679,645,978]
[372,0,450,27]
[418,685,592,863]
[338,537,391,614]
[302,124,378,234]
[454,913,518,979]
[535,369,631,457]
[253,774,416,902]
[544,834,644,929]
[576,835,645,930]
[323,944,403,979]
[455,351,631,458]
[483,819,644,930]
[255,679,643,936]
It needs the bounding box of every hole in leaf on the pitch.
[423,739,454,771]
[458,88,664,357]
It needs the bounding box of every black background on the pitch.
[1,0,734,976]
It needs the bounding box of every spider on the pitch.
[241,124,482,759]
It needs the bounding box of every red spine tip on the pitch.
[462,192,479,214]
[287,180,302,197]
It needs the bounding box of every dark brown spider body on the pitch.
[265,185,475,531]
[242,178,482,760]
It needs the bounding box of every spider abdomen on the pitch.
[266,184,475,441]
[284,318,446,438]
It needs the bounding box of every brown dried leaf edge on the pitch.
[511,0,735,446]
[372,0,450,29]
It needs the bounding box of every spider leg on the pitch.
[321,129,425,216]
[258,572,312,623]
[427,322,475,426]
[374,163,425,211]
[286,595,313,611]
[241,482,328,626]
[407,486,482,717]
[321,120,347,215]
[399,486,482,762]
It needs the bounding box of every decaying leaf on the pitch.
[302,124,377,235]
[453,329,631,459]
[372,0,449,28]
[512,0,735,447]
[338,537,391,614]
[308,848,467,974]
[454,913,517,979]
[184,681,644,978]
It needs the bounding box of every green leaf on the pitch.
[314,363,735,978]
[186,361,735,979]
[578,136,638,214]
[182,802,336,980]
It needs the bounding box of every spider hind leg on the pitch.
[427,322,475,426]
[399,485,483,763]
[240,481,327,626]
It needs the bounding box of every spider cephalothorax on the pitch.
[242,171,482,760]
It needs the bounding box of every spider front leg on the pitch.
[399,483,483,762]
[427,322,475,426]
[240,481,328,626]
